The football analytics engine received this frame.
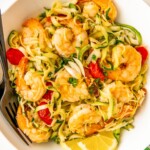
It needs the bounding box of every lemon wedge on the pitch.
[61,131,118,150]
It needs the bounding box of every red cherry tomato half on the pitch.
[88,61,105,80]
[42,82,53,100]
[42,90,53,100]
[38,101,52,125]
[136,46,148,64]
[46,82,52,86]
[6,48,24,65]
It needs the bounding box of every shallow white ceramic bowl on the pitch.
[0,0,150,150]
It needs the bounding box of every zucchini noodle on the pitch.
[7,0,148,146]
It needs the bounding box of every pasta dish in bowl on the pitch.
[4,0,149,149]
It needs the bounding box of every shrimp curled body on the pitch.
[16,106,51,143]
[16,57,46,102]
[55,70,90,102]
[68,104,103,136]
[21,18,46,49]
[82,1,100,18]
[52,28,75,57]
[52,20,88,57]
[78,0,117,20]
[92,0,117,21]
[108,45,142,82]
[109,81,135,118]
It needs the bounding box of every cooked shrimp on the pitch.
[107,44,142,82]
[52,20,88,57]
[106,81,136,118]
[92,0,117,21]
[110,81,134,103]
[82,1,99,18]
[55,69,90,102]
[113,87,146,119]
[16,57,46,102]
[64,19,86,36]
[16,106,51,143]
[52,28,75,57]
[68,104,103,136]
[21,18,46,49]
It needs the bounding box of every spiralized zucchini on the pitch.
[7,0,148,145]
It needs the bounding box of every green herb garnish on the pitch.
[68,77,78,87]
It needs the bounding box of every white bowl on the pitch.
[0,0,150,150]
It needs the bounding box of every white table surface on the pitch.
[0,131,17,150]
[0,0,17,14]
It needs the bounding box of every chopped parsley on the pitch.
[92,54,97,60]
[68,77,78,87]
